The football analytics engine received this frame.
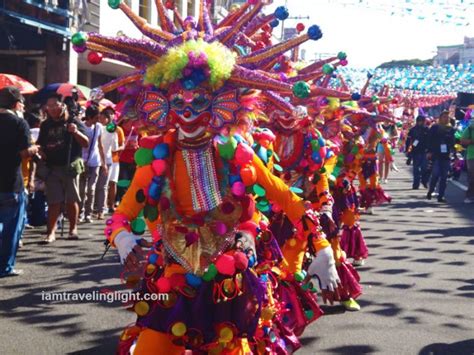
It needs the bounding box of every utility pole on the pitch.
[279,0,310,40]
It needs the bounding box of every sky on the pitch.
[265,0,474,68]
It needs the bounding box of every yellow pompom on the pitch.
[219,327,234,343]
[171,322,187,337]
[134,301,149,316]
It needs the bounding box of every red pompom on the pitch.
[155,277,171,293]
[216,254,236,276]
[87,51,103,65]
[296,23,305,33]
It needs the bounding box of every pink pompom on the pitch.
[214,221,227,236]
[216,254,236,275]
[152,159,166,175]
[234,143,254,165]
[231,182,246,197]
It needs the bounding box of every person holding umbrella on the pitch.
[37,93,89,242]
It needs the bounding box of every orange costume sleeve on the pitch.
[252,155,329,274]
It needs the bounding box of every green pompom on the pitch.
[71,32,87,46]
[106,122,117,133]
[293,81,311,99]
[202,264,218,281]
[294,271,305,282]
[134,148,154,166]
[322,64,335,75]
[337,51,347,60]
[217,136,237,160]
[131,218,146,235]
[108,0,122,9]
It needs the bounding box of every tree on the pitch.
[377,58,433,68]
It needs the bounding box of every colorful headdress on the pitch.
[71,0,336,132]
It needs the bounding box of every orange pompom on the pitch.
[240,164,257,186]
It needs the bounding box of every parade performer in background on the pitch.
[71,0,350,352]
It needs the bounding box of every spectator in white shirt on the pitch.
[94,107,119,219]
[79,104,106,223]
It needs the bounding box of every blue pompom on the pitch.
[186,273,202,288]
[148,182,162,200]
[274,6,289,20]
[311,152,322,164]
[351,92,362,101]
[248,255,256,267]
[270,19,280,28]
[307,25,322,40]
[367,72,373,79]
[152,143,169,160]
[148,253,158,265]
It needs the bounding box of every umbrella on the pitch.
[0,73,38,94]
[34,83,91,103]
[80,98,116,111]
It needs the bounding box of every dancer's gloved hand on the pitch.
[307,246,341,304]
[319,206,338,238]
[114,231,152,272]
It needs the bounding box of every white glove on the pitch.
[114,231,142,264]
[307,246,340,292]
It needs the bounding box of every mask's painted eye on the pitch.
[192,95,210,111]
[171,96,185,110]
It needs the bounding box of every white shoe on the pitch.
[353,259,365,267]
[464,198,474,204]
[84,215,93,223]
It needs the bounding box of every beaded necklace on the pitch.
[181,144,223,213]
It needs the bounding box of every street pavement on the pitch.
[0,157,473,354]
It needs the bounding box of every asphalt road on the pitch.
[1,157,473,355]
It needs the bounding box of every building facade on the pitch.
[0,0,75,86]
[0,0,201,92]
[434,37,474,66]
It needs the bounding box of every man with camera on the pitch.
[37,93,89,243]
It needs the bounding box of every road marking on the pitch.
[449,179,468,192]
